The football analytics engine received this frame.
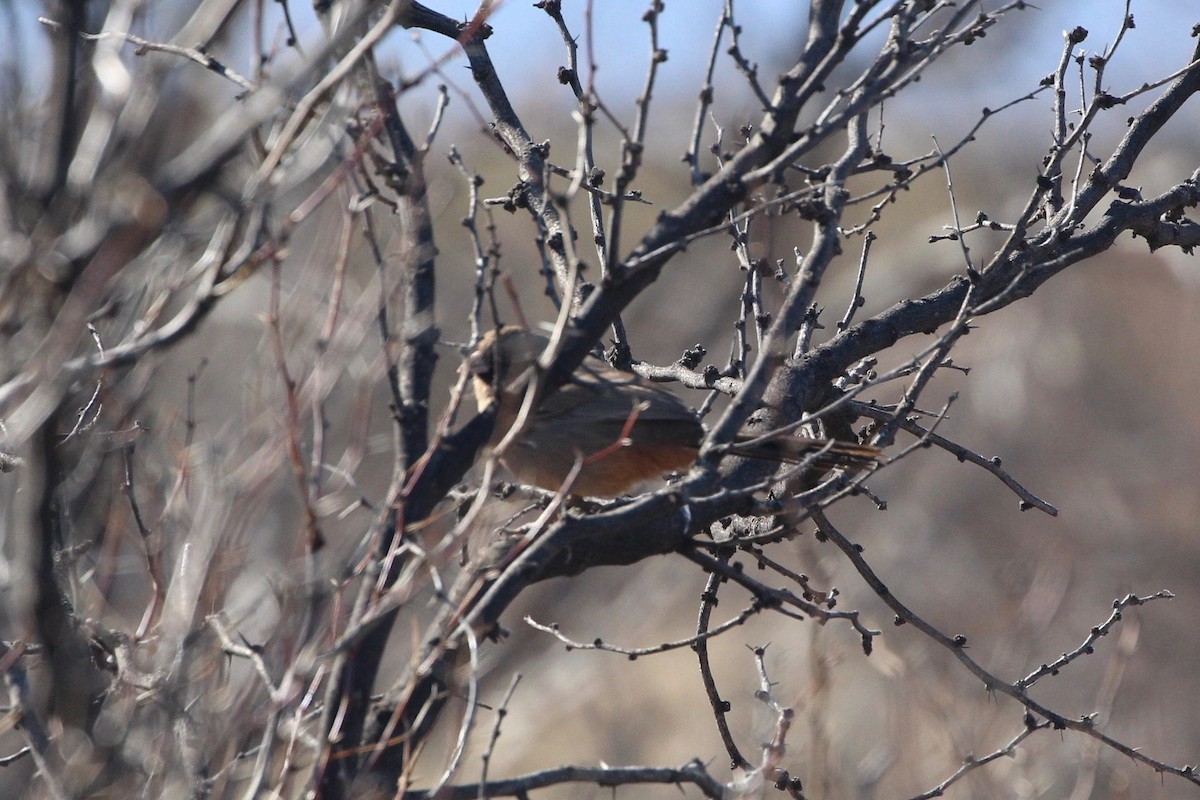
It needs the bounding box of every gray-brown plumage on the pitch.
[468,326,880,497]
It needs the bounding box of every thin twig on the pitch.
[1017,591,1172,689]
[525,599,763,658]
[693,561,751,770]
[813,512,1198,786]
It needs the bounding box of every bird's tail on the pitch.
[723,434,882,471]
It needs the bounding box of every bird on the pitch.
[468,326,881,497]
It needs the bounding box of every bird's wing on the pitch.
[536,359,699,424]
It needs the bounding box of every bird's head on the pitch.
[467,326,548,409]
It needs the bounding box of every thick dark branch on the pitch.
[807,168,1200,410]
[315,43,440,796]
[401,2,576,302]
[1059,40,1200,228]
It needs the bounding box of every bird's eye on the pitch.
[467,351,494,383]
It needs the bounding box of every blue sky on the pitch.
[10,2,1197,115]
[386,1,1199,106]
[8,0,1196,156]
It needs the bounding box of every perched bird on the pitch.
[468,326,880,497]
